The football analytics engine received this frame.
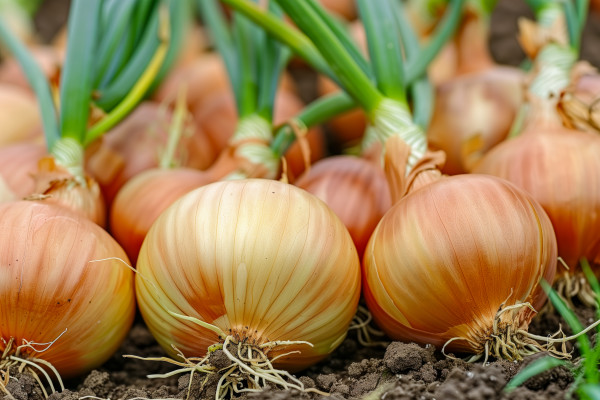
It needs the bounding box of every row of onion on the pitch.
[0,0,599,398]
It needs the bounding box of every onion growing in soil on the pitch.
[0,201,135,395]
[474,103,600,282]
[135,179,360,393]
[363,160,558,359]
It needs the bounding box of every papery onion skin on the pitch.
[363,174,557,354]
[474,125,600,269]
[0,201,135,378]
[136,179,361,372]
[295,155,391,258]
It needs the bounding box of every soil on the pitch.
[4,1,600,400]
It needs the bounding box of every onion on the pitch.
[364,171,557,358]
[85,102,216,206]
[136,179,360,376]
[295,155,391,258]
[0,84,43,147]
[473,103,600,272]
[427,67,524,175]
[110,168,214,264]
[426,10,525,175]
[0,201,135,385]
[0,142,106,225]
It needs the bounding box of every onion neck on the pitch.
[226,114,279,180]
[50,137,86,185]
[363,98,428,175]
[526,5,577,103]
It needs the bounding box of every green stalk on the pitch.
[95,5,161,110]
[270,92,357,156]
[256,2,290,122]
[0,16,59,149]
[232,10,259,119]
[275,0,383,115]
[404,0,466,84]
[357,0,406,103]
[84,5,170,146]
[93,1,139,88]
[197,0,238,99]
[96,2,154,90]
[221,0,336,85]
[394,1,433,130]
[304,0,372,78]
[59,0,101,143]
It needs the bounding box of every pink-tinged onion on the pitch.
[363,173,557,357]
[136,179,361,372]
[0,84,43,147]
[110,168,214,264]
[295,155,391,258]
[473,113,600,271]
[85,102,216,206]
[0,201,135,380]
[427,66,524,175]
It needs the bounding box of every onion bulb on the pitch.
[474,104,600,271]
[136,179,361,375]
[0,84,42,147]
[85,102,215,206]
[363,172,557,358]
[0,201,135,384]
[110,167,214,264]
[295,155,391,258]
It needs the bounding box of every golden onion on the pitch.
[136,179,361,373]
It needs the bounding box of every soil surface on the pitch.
[3,1,600,399]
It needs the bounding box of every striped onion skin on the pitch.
[295,155,391,258]
[474,126,600,270]
[136,179,361,372]
[0,201,135,378]
[363,174,557,354]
